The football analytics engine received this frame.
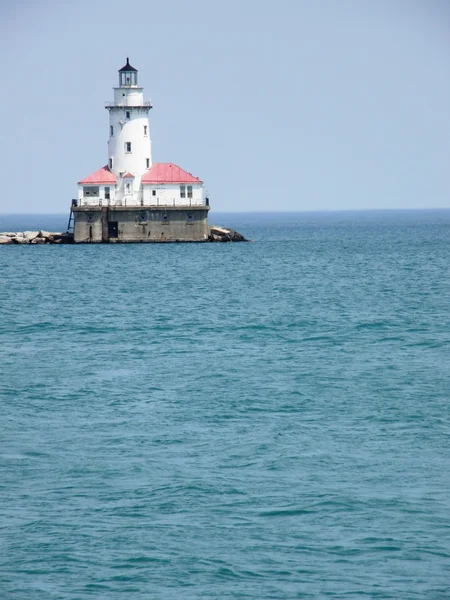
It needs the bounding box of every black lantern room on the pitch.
[119,57,138,87]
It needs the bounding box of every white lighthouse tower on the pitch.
[74,59,210,243]
[106,58,152,204]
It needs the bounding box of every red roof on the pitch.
[142,163,202,184]
[78,165,117,185]
[123,172,135,179]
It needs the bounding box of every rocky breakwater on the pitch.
[0,227,248,244]
[208,226,249,242]
[0,231,74,245]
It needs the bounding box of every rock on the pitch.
[23,230,40,241]
[40,230,65,241]
[39,230,54,240]
[209,226,249,242]
[58,232,74,243]
[210,233,224,242]
[0,230,74,244]
[0,235,13,244]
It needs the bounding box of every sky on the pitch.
[1,0,449,213]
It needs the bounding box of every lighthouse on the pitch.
[107,57,152,202]
[73,59,210,243]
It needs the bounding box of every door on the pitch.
[108,221,118,238]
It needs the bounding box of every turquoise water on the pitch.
[1,211,449,599]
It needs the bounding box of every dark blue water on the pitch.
[1,211,449,599]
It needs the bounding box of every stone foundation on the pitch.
[73,206,210,243]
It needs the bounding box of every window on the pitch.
[126,183,131,193]
[126,142,131,153]
[126,111,131,119]
[187,186,193,199]
[110,125,113,136]
[146,158,150,169]
[84,186,99,197]
[144,125,147,136]
[152,190,156,196]
[109,158,113,169]
[105,187,110,200]
[180,185,186,198]
[120,71,137,86]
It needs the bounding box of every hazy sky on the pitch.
[1,0,449,213]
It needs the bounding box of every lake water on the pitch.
[1,211,449,599]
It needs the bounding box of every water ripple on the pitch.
[1,212,450,599]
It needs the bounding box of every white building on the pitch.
[77,58,207,209]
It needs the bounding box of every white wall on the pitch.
[107,107,152,188]
[78,184,116,205]
[142,183,204,206]
[113,86,145,107]
[106,82,152,206]
[77,182,205,207]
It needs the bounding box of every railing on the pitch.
[77,197,209,208]
[105,100,152,108]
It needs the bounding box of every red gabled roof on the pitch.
[142,163,202,184]
[78,165,117,185]
[123,172,135,179]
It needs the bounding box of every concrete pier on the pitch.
[73,205,210,243]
